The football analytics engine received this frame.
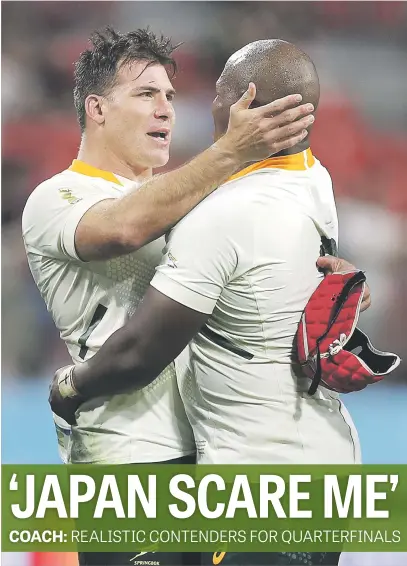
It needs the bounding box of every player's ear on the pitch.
[85,94,106,126]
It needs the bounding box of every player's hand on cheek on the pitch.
[316,255,372,313]
[225,84,314,162]
[49,367,81,426]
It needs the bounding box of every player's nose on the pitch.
[154,96,174,121]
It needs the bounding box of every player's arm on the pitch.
[75,86,314,261]
[53,255,370,412]
[49,287,208,423]
[49,199,240,424]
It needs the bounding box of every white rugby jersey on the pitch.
[151,149,361,465]
[22,160,195,464]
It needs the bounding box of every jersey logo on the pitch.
[167,251,178,269]
[131,551,156,559]
[58,188,82,205]
[129,551,157,565]
[213,551,226,565]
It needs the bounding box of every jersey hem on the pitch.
[69,449,196,465]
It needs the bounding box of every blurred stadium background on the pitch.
[2,2,407,565]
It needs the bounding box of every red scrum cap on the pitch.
[297,271,401,395]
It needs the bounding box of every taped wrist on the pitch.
[58,366,81,399]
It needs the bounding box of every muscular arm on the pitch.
[75,142,241,260]
[75,287,206,396]
[75,89,314,260]
[49,189,243,422]
[50,288,207,423]
[72,257,371,395]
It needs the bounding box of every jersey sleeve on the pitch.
[151,194,248,314]
[22,178,112,261]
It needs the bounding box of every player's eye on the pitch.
[139,91,153,98]
[166,94,174,102]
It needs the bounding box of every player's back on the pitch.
[170,150,360,465]
[22,162,195,464]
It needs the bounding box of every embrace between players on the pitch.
[23,27,373,566]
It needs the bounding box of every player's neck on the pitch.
[233,139,310,175]
[77,139,153,183]
[273,138,310,158]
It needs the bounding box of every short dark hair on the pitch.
[73,26,178,132]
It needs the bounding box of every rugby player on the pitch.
[49,39,370,566]
[22,27,315,566]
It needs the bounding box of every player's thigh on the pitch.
[78,550,185,565]
[201,552,341,565]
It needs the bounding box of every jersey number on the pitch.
[78,304,107,359]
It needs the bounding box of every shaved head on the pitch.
[213,39,320,142]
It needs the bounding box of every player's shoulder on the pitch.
[224,157,333,200]
[200,167,279,214]
[23,168,95,219]
[173,170,276,239]
[183,180,251,231]
[22,170,85,234]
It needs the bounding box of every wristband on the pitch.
[58,365,81,399]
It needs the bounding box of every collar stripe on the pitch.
[69,160,123,186]
[228,148,315,182]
